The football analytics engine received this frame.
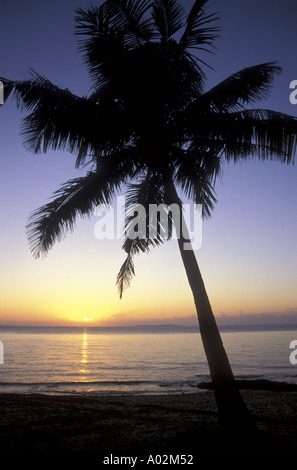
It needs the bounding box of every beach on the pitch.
[0,383,297,465]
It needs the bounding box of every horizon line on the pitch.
[0,321,296,329]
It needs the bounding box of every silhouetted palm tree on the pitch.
[2,0,297,439]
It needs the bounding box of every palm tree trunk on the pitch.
[168,182,259,439]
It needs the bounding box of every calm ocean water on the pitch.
[0,324,296,395]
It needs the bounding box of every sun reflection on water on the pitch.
[79,328,89,382]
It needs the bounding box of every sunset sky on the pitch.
[0,0,297,327]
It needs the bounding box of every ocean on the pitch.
[0,324,296,395]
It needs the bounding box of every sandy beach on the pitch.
[0,381,296,465]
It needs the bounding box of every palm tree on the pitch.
[2,0,297,440]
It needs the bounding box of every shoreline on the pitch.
[1,384,297,462]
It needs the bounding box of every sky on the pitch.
[0,0,296,327]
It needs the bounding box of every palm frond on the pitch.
[116,173,176,297]
[152,0,186,42]
[75,3,123,87]
[26,167,123,258]
[190,62,282,113]
[179,0,219,54]
[123,174,173,251]
[2,71,134,165]
[1,70,58,112]
[216,109,297,164]
[75,3,116,37]
[116,252,135,298]
[173,149,218,218]
[75,0,153,87]
[109,0,153,45]
[1,72,96,161]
